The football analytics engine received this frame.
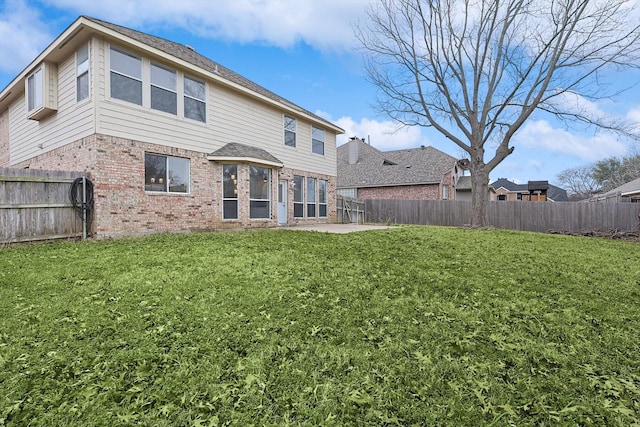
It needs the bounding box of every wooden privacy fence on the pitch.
[365,199,640,233]
[337,196,366,224]
[1,168,86,244]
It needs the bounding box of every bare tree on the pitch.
[356,0,640,226]
[556,165,599,200]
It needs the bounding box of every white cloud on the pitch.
[515,119,627,161]
[47,0,372,51]
[328,115,431,151]
[0,0,53,74]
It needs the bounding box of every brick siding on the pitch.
[16,134,336,238]
[358,183,441,200]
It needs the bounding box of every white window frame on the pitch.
[319,179,328,217]
[144,153,190,194]
[109,46,142,105]
[184,75,206,123]
[307,177,317,217]
[223,164,238,220]
[293,175,304,218]
[76,43,89,102]
[284,115,296,147]
[250,166,271,219]
[150,62,177,115]
[312,126,324,155]
[27,68,43,112]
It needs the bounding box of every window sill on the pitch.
[145,191,191,196]
[27,105,57,121]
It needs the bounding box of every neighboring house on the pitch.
[455,175,472,201]
[0,16,343,238]
[490,178,569,202]
[337,137,461,200]
[587,177,640,202]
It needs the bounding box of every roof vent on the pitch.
[185,44,195,52]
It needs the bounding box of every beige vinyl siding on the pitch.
[9,50,94,165]
[212,85,336,176]
[95,39,336,177]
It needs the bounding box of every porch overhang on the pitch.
[207,142,284,168]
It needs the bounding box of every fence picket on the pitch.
[365,200,640,233]
[1,168,86,243]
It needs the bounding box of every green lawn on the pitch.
[1,227,639,426]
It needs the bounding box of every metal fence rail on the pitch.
[1,168,86,243]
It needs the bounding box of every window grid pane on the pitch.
[312,126,324,155]
[223,165,238,219]
[284,116,296,147]
[184,97,206,122]
[168,157,189,193]
[145,153,190,193]
[250,166,271,219]
[319,179,327,217]
[151,86,177,115]
[307,177,316,218]
[110,47,142,104]
[184,76,206,122]
[293,175,304,218]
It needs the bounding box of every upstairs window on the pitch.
[151,63,177,115]
[145,153,190,193]
[312,126,324,155]
[76,43,89,102]
[284,115,296,147]
[27,68,43,111]
[184,75,206,122]
[110,46,142,105]
[26,62,57,120]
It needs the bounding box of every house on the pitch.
[454,175,472,201]
[490,178,569,202]
[0,16,343,238]
[337,137,461,200]
[587,177,640,202]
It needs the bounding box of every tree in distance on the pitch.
[356,0,640,226]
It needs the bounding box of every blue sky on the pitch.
[1,0,638,186]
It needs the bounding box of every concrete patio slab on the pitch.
[281,223,395,234]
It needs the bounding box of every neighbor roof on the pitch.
[0,16,343,134]
[456,175,472,191]
[490,178,569,202]
[337,138,457,188]
[592,176,640,200]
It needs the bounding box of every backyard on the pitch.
[1,226,639,426]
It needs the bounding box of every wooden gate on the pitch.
[1,168,87,243]
[337,196,366,224]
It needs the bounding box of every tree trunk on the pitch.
[470,168,490,228]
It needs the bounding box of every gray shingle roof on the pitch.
[83,16,340,132]
[337,139,457,188]
[594,177,640,199]
[456,175,472,190]
[208,142,283,166]
[490,178,568,202]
